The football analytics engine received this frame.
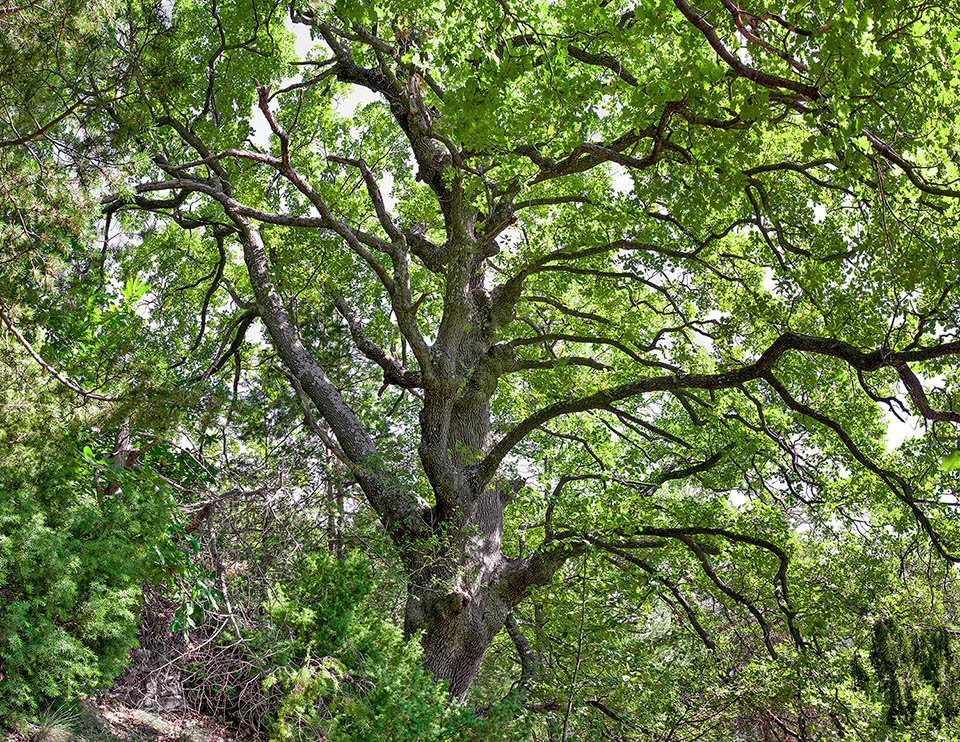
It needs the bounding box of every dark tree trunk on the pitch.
[402,390,513,696]
[417,582,513,697]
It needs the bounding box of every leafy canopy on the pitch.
[4,0,960,738]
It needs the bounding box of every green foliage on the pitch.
[5,0,960,738]
[261,549,523,742]
[942,451,960,472]
[0,359,171,720]
[867,618,960,730]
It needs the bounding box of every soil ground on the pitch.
[4,699,259,742]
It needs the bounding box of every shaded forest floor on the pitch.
[5,700,258,742]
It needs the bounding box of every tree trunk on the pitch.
[418,581,514,697]
[402,390,515,696]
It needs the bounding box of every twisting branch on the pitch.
[637,525,804,652]
[309,19,456,214]
[327,154,404,243]
[504,613,539,701]
[510,356,608,372]
[566,44,638,86]
[193,308,258,382]
[672,0,824,101]
[256,83,291,168]
[604,404,693,449]
[863,128,960,199]
[523,294,612,325]
[506,332,647,364]
[514,195,596,210]
[333,296,422,389]
[601,550,716,650]
[0,298,115,401]
[0,96,85,147]
[509,238,715,288]
[189,235,228,354]
[763,372,960,562]
[676,532,778,657]
[528,114,689,184]
[892,361,960,423]
[476,332,960,487]
[129,113,435,378]
[719,0,808,73]
[245,93,433,376]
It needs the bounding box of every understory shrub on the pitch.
[0,387,170,721]
[261,550,525,742]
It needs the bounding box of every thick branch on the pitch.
[672,0,824,101]
[566,45,638,86]
[312,21,455,214]
[863,128,960,199]
[504,613,539,699]
[234,215,421,533]
[334,296,423,389]
[476,332,960,486]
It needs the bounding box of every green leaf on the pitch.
[941,451,960,471]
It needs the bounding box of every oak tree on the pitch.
[5,0,960,718]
